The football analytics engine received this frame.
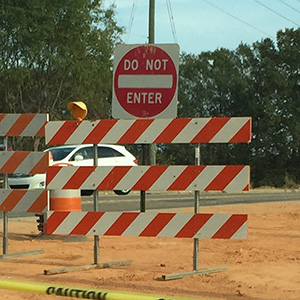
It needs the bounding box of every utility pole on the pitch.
[149,0,155,44]
[140,0,156,212]
[148,0,156,165]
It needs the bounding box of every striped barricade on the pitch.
[46,211,248,240]
[0,113,49,258]
[0,113,48,137]
[45,117,251,145]
[46,165,250,192]
[0,190,47,213]
[0,113,50,214]
[0,151,50,174]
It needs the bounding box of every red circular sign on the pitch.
[114,45,177,118]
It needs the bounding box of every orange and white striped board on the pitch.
[46,165,250,192]
[0,114,48,137]
[45,117,251,145]
[0,151,50,174]
[0,189,48,213]
[45,211,248,239]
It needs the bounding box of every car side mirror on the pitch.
[74,154,84,161]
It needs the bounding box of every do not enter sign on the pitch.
[112,44,179,119]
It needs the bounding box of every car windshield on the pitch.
[46,147,76,161]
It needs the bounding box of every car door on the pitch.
[97,146,120,166]
[69,146,94,166]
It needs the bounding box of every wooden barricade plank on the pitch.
[46,211,248,239]
[0,151,50,174]
[46,165,250,192]
[0,114,48,137]
[0,189,47,213]
[45,117,251,145]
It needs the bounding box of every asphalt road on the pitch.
[2,190,300,219]
[81,190,300,212]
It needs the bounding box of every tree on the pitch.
[0,0,123,120]
[161,28,300,188]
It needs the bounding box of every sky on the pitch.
[104,0,300,54]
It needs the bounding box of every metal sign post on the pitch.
[93,144,100,264]
[2,137,8,255]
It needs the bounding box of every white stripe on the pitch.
[13,190,45,212]
[122,213,157,236]
[118,75,173,88]
[0,114,19,135]
[53,212,86,235]
[45,122,65,144]
[173,118,211,143]
[14,152,46,174]
[21,114,48,136]
[101,119,135,143]
[65,121,95,144]
[47,167,77,189]
[0,151,14,169]
[223,166,250,192]
[195,214,231,239]
[113,166,148,190]
[157,214,192,237]
[210,117,249,143]
[186,166,224,191]
[87,212,122,235]
[151,166,186,190]
[135,119,173,143]
[79,166,114,189]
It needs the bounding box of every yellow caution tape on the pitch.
[0,279,209,300]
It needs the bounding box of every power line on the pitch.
[203,0,275,39]
[126,0,139,43]
[166,0,178,44]
[255,0,300,26]
[278,0,300,15]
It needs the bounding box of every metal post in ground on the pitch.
[2,137,8,255]
[193,144,200,270]
[93,144,100,264]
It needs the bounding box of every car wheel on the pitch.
[81,190,94,196]
[114,190,131,196]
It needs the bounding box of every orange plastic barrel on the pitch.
[49,189,81,211]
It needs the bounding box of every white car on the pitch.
[8,144,138,196]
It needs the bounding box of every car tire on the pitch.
[114,190,131,196]
[81,190,94,196]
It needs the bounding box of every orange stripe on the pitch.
[46,212,70,235]
[139,213,175,237]
[0,190,27,212]
[131,166,168,190]
[63,166,95,190]
[104,213,139,236]
[6,114,35,136]
[27,191,48,213]
[0,152,29,173]
[154,118,191,143]
[83,119,118,144]
[191,118,230,143]
[212,214,247,239]
[97,166,131,190]
[167,166,206,190]
[0,114,5,123]
[117,119,154,144]
[175,214,213,238]
[229,119,252,143]
[205,165,245,191]
[71,212,105,235]
[30,152,50,174]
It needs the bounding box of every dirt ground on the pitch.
[0,191,299,300]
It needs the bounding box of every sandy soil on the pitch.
[0,195,299,300]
